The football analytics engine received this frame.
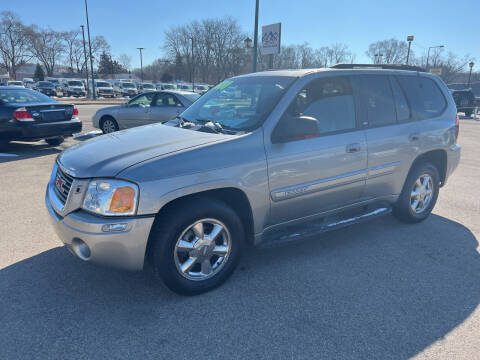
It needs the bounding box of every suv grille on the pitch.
[53,167,74,205]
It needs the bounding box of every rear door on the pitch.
[149,93,185,123]
[353,75,420,200]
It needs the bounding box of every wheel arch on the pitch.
[99,114,118,130]
[145,187,255,262]
[409,149,447,186]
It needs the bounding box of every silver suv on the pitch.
[45,65,461,295]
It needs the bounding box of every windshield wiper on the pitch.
[176,115,196,128]
[194,119,238,134]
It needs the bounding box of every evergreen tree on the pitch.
[33,63,45,81]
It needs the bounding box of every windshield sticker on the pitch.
[214,81,233,90]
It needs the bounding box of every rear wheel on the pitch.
[393,162,440,223]
[100,116,119,134]
[150,198,245,295]
[45,137,64,146]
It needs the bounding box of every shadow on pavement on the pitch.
[0,141,62,163]
[0,214,479,359]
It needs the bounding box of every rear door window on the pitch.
[390,77,411,122]
[357,76,396,127]
[397,76,447,120]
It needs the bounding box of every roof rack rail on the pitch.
[330,63,426,72]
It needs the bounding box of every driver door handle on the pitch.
[346,143,361,153]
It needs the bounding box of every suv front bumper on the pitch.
[45,182,155,271]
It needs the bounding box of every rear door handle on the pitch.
[409,134,420,141]
[346,143,361,153]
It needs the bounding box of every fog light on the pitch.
[102,223,128,232]
[71,238,91,261]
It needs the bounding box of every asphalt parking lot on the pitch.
[0,109,479,359]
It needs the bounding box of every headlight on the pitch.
[82,179,139,216]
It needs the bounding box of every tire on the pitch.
[150,197,245,296]
[393,162,440,223]
[100,116,119,134]
[45,137,64,146]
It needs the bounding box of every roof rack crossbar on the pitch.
[330,63,426,72]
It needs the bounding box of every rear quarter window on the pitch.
[397,76,447,120]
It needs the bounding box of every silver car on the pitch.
[92,90,200,133]
[46,65,461,295]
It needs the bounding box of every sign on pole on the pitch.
[262,23,281,55]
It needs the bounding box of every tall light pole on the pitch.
[426,45,444,70]
[80,25,90,97]
[406,35,414,65]
[84,0,96,99]
[252,0,259,72]
[137,47,144,82]
[190,38,195,90]
[468,61,474,86]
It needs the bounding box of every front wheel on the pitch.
[45,137,64,146]
[100,117,119,134]
[393,162,440,223]
[150,198,245,295]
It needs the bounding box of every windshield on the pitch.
[68,81,83,87]
[0,88,55,104]
[143,84,155,89]
[196,85,208,90]
[48,79,59,84]
[179,84,193,90]
[122,83,136,88]
[39,81,54,87]
[8,81,23,86]
[96,82,111,87]
[163,84,176,89]
[180,76,295,131]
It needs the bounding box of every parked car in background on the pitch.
[177,83,193,91]
[35,81,57,96]
[92,80,114,98]
[45,78,64,96]
[451,89,475,116]
[46,65,461,295]
[65,80,86,97]
[92,90,199,133]
[156,83,177,90]
[194,84,209,94]
[7,81,24,87]
[0,86,81,148]
[141,83,156,93]
[23,78,35,89]
[113,81,138,98]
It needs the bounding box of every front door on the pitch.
[265,76,368,227]
[117,93,155,129]
[149,93,185,124]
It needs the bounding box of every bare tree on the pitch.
[27,26,65,76]
[0,11,33,78]
[366,38,409,64]
[62,30,80,72]
[118,54,132,71]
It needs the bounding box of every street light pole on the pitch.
[80,25,90,97]
[137,48,144,82]
[252,0,259,73]
[426,45,444,70]
[190,38,195,90]
[84,0,96,99]
[406,35,414,65]
[468,61,474,86]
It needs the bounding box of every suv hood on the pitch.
[57,124,227,178]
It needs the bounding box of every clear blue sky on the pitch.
[6,0,479,68]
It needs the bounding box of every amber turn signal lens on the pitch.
[109,187,136,212]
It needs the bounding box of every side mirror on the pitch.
[271,115,320,144]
